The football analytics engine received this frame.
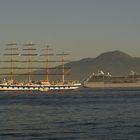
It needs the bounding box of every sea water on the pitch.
[0,89,140,140]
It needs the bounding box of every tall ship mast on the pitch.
[4,43,19,82]
[22,42,37,82]
[56,51,70,82]
[40,44,54,82]
[0,42,81,91]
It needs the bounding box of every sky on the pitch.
[0,0,140,60]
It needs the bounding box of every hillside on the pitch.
[65,50,140,80]
[16,50,140,81]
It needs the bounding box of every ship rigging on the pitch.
[0,42,81,91]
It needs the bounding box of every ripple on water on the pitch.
[0,89,140,139]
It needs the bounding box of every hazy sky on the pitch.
[0,0,140,60]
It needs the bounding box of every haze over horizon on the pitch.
[0,0,140,60]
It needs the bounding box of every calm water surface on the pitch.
[0,89,140,140]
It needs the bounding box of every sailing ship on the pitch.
[0,42,81,91]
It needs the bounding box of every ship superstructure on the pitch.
[0,42,81,91]
[84,70,140,89]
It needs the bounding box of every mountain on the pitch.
[16,50,140,81]
[65,50,140,81]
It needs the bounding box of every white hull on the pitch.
[0,83,81,91]
[84,82,140,89]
